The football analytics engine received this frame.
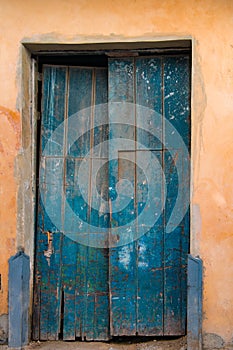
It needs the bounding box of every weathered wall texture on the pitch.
[0,107,20,315]
[0,0,233,345]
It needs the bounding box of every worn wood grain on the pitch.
[34,55,190,340]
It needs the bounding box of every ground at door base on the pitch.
[1,337,187,350]
[1,334,233,349]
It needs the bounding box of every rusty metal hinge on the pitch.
[44,231,54,266]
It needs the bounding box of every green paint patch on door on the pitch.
[33,54,190,341]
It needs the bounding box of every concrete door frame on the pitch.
[16,37,202,348]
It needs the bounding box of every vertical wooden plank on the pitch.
[163,56,190,335]
[65,157,90,340]
[164,56,190,149]
[163,151,182,334]
[136,57,163,149]
[63,67,109,340]
[32,192,45,340]
[62,67,93,340]
[34,66,67,340]
[136,151,164,335]
[40,156,64,340]
[85,68,109,340]
[108,58,138,336]
[111,151,137,336]
[47,232,63,339]
[61,235,78,340]
[41,66,66,154]
[84,245,109,340]
[67,67,93,156]
[135,57,164,335]
[75,243,88,339]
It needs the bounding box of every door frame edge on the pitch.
[17,37,197,343]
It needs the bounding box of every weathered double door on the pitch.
[33,55,190,340]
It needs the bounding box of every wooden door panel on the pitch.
[108,58,137,335]
[33,66,67,340]
[136,150,164,335]
[108,56,190,336]
[34,66,110,341]
[108,58,165,336]
[33,55,190,340]
[65,67,109,340]
[163,56,190,334]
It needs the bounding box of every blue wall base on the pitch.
[187,254,203,350]
[8,251,30,348]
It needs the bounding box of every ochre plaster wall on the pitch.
[0,0,233,343]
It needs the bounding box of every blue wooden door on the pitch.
[33,55,190,340]
[108,56,190,336]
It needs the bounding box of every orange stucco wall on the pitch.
[0,0,233,343]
